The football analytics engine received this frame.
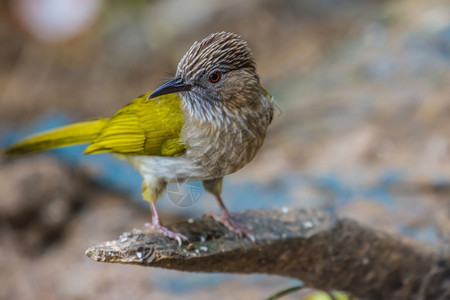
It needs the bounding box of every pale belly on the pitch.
[121,154,212,183]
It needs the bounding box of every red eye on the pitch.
[209,71,221,83]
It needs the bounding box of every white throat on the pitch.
[181,93,234,126]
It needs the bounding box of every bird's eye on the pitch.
[209,71,221,83]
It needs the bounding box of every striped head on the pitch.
[149,32,270,124]
[176,31,257,82]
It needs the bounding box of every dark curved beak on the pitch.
[147,77,192,100]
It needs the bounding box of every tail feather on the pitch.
[3,119,106,156]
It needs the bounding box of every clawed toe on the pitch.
[206,211,255,242]
[145,222,189,246]
[147,202,189,245]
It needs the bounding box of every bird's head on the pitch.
[149,32,264,123]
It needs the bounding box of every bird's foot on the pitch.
[206,211,255,242]
[144,222,189,246]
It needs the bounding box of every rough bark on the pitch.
[86,208,450,300]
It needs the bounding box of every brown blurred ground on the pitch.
[0,0,449,299]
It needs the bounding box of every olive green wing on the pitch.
[84,92,185,156]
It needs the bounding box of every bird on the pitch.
[3,32,274,244]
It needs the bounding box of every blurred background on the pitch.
[0,0,449,299]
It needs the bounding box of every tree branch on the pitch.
[86,208,449,300]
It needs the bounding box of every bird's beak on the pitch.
[147,77,192,100]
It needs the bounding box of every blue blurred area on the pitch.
[153,271,300,295]
[313,170,405,208]
[0,114,440,243]
[154,272,233,293]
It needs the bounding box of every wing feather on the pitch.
[84,92,185,156]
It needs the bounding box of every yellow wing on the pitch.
[4,92,186,157]
[84,92,185,156]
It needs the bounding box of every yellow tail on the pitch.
[3,119,107,156]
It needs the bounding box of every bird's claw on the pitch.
[206,211,255,242]
[144,222,189,246]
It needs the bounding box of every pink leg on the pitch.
[145,202,189,245]
[207,195,255,242]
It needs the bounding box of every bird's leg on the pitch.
[145,202,188,245]
[142,178,188,245]
[203,178,255,242]
[209,194,256,242]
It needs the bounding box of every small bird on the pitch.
[3,32,274,244]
